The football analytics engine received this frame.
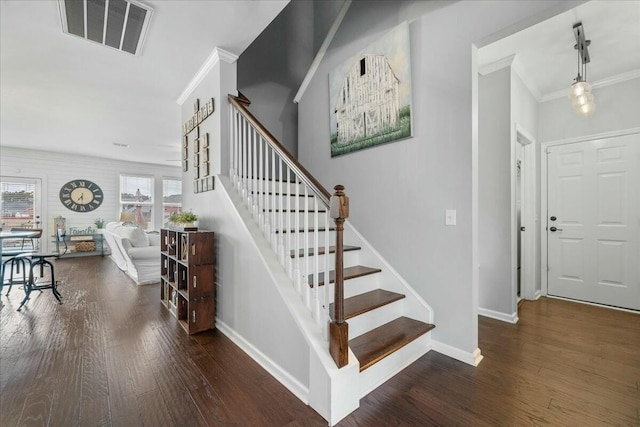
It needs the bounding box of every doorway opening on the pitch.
[1,177,43,251]
[514,126,537,304]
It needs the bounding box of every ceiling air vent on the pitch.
[58,0,153,56]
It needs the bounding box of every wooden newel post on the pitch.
[329,184,349,368]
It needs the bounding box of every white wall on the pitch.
[178,56,311,391]
[297,0,574,355]
[538,77,640,142]
[478,67,512,318]
[0,146,179,252]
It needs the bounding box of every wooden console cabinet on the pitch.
[160,228,215,334]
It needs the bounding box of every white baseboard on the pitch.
[478,307,519,324]
[216,319,310,404]
[432,340,483,366]
[533,290,541,300]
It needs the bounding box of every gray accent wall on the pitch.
[237,0,345,159]
[297,0,573,354]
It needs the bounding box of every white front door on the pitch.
[547,134,640,310]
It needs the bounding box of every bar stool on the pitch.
[16,252,62,311]
[2,253,30,296]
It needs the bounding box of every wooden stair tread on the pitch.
[330,289,405,320]
[275,227,335,234]
[308,265,381,287]
[290,245,360,258]
[350,317,435,372]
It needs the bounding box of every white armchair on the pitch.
[103,222,160,285]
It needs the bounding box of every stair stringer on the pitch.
[341,222,435,398]
[218,176,360,425]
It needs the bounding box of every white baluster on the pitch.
[278,158,284,263]
[294,175,301,293]
[324,209,330,327]
[287,169,293,276]
[271,149,277,250]
[304,186,311,311]
[258,136,264,231]
[313,196,321,324]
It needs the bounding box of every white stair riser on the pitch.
[358,334,432,398]
[263,212,330,231]
[250,194,322,209]
[281,230,337,248]
[342,276,380,299]
[347,300,404,340]
[329,274,380,300]
[246,179,307,195]
[290,251,360,273]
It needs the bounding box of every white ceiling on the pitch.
[2,1,638,167]
[479,1,640,100]
[0,0,289,166]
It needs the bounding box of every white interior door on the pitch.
[547,134,640,310]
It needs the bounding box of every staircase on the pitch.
[228,94,434,424]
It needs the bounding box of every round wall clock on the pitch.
[59,179,104,212]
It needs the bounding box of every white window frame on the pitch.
[162,177,182,226]
[119,174,154,230]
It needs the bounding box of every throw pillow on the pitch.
[121,226,149,247]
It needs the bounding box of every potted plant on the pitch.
[168,211,198,230]
[94,218,105,229]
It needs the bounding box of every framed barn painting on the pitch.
[329,22,413,157]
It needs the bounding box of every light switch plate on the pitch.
[445,209,456,226]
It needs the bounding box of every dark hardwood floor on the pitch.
[1,256,638,426]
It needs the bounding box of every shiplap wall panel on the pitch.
[1,147,180,252]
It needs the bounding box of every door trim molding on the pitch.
[539,126,640,297]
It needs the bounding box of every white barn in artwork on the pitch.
[334,54,400,145]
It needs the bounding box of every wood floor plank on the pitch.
[48,347,83,426]
[16,392,52,427]
[1,257,638,426]
[136,389,176,427]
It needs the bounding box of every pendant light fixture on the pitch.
[568,22,595,117]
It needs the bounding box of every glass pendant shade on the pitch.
[568,80,591,101]
[571,91,594,108]
[575,100,596,117]
[568,23,595,117]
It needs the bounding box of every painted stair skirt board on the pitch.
[223,169,437,424]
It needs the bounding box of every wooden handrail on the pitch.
[229,94,349,368]
[228,94,331,206]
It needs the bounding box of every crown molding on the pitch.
[478,54,515,76]
[540,68,640,103]
[177,47,239,105]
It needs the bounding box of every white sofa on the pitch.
[103,222,160,285]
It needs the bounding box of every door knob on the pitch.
[549,226,563,232]
[520,227,526,231]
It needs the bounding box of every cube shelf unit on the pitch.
[160,228,215,334]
